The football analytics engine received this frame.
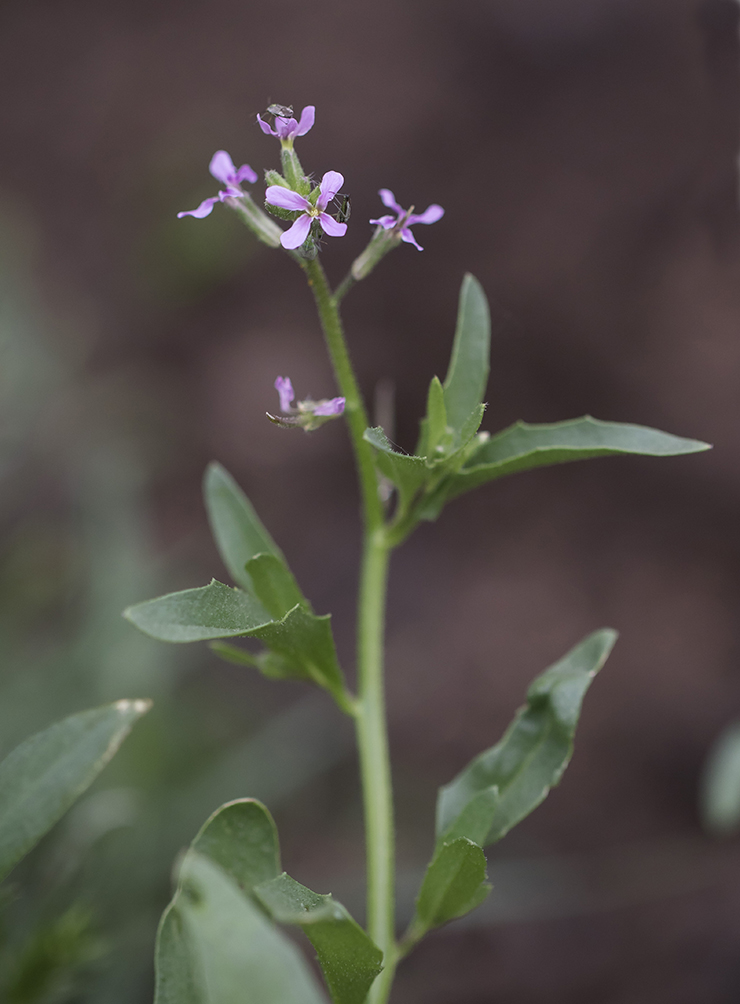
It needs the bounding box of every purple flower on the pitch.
[265,171,348,250]
[177,151,258,219]
[369,189,444,251]
[271,375,345,430]
[275,376,295,413]
[257,106,315,142]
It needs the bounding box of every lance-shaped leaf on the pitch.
[246,552,307,619]
[440,273,490,447]
[123,580,273,643]
[204,462,285,593]
[408,837,490,944]
[158,852,327,1004]
[162,799,382,1004]
[125,581,348,707]
[436,629,617,847]
[0,699,151,882]
[441,417,711,502]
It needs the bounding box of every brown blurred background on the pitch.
[1,0,740,1001]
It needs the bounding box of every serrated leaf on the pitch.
[171,800,381,1004]
[443,417,711,501]
[436,629,617,847]
[246,553,307,619]
[204,462,285,592]
[700,721,740,835]
[123,580,273,642]
[255,873,383,1004]
[363,427,429,515]
[441,273,490,445]
[167,852,327,1004]
[412,837,490,938]
[0,699,151,882]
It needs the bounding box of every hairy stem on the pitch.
[302,256,397,1001]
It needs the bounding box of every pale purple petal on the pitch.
[313,396,345,417]
[318,213,347,238]
[379,189,403,214]
[209,151,236,186]
[280,214,313,250]
[275,116,297,139]
[257,115,277,136]
[177,196,220,219]
[317,171,344,210]
[222,186,242,199]
[274,376,295,412]
[234,164,258,185]
[295,105,315,136]
[369,215,397,229]
[400,227,424,251]
[407,204,445,226]
[265,186,310,212]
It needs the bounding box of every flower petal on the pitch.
[234,164,258,185]
[275,116,298,139]
[313,396,345,416]
[209,151,236,186]
[265,186,310,212]
[280,213,313,250]
[400,227,424,251]
[379,189,402,214]
[295,105,315,136]
[257,115,277,136]
[318,213,347,238]
[274,376,295,412]
[407,204,444,226]
[369,215,397,229]
[318,171,344,209]
[177,196,220,219]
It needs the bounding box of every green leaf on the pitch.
[246,553,307,619]
[192,798,281,889]
[700,721,740,835]
[0,699,151,882]
[166,852,327,1004]
[420,376,449,459]
[123,580,273,642]
[442,417,711,502]
[204,462,285,592]
[155,904,200,1004]
[436,629,617,847]
[441,273,490,445]
[363,427,429,515]
[412,837,490,938]
[125,582,349,707]
[167,800,382,1004]
[255,873,383,1004]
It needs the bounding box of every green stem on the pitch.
[301,256,397,1002]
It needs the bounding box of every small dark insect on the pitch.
[265,103,294,119]
[337,195,351,224]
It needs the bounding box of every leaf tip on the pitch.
[115,698,152,716]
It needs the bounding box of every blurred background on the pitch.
[0,0,739,1000]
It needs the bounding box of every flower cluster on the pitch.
[177,103,444,263]
[268,376,345,431]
